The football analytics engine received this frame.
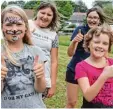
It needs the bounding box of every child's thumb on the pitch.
[33,55,39,66]
[78,29,82,34]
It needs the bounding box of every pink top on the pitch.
[75,58,113,106]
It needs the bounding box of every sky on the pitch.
[81,0,95,9]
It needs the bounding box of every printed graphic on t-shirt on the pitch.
[4,55,34,96]
[91,76,113,106]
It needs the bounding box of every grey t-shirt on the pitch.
[1,44,46,108]
[28,20,59,87]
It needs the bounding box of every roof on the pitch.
[69,12,86,22]
[24,9,34,19]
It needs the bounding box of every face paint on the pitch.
[12,36,19,41]
[6,30,23,42]
[4,16,23,24]
[6,30,22,35]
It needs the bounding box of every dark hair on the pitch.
[34,2,59,31]
[83,23,113,52]
[86,6,113,24]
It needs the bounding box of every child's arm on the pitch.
[67,29,83,57]
[78,65,113,102]
[33,63,46,92]
[33,56,46,92]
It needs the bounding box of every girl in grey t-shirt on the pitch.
[1,5,46,108]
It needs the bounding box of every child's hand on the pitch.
[72,29,84,43]
[33,64,45,79]
[33,56,44,79]
[103,65,113,79]
[1,55,8,81]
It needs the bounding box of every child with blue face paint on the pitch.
[1,5,47,108]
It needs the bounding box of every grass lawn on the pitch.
[44,36,113,108]
[1,36,112,108]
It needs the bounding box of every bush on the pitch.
[67,24,76,28]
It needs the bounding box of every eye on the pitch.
[103,42,109,45]
[41,12,45,15]
[94,41,100,44]
[47,14,52,16]
[17,23,22,26]
[5,23,12,26]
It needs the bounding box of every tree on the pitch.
[8,0,25,8]
[24,0,38,9]
[93,0,113,21]
[1,1,8,9]
[56,1,73,19]
[103,4,113,18]
[93,0,112,8]
[74,0,88,12]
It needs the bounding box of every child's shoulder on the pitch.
[26,44,46,62]
[76,60,87,68]
[27,44,43,53]
[107,57,113,65]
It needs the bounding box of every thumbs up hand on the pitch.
[1,55,8,81]
[72,29,84,43]
[33,56,45,79]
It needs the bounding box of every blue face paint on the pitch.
[6,30,23,41]
[5,16,23,24]
[6,30,22,35]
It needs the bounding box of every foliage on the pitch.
[24,0,39,9]
[75,0,88,12]
[1,1,8,9]
[103,4,113,18]
[67,24,76,28]
[56,1,74,19]
[55,1,75,30]
[93,0,112,8]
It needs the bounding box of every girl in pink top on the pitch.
[75,23,113,108]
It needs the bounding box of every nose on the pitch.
[12,24,18,31]
[43,14,48,19]
[98,43,103,48]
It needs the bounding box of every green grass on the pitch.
[1,36,112,108]
[44,36,113,108]
[59,35,70,46]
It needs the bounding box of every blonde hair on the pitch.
[83,23,113,53]
[1,5,33,66]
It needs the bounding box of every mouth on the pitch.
[12,36,19,41]
[88,22,97,26]
[95,48,104,53]
[41,18,48,23]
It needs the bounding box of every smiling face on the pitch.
[87,11,100,29]
[36,7,53,28]
[89,33,109,59]
[2,12,26,42]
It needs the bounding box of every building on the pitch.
[68,12,86,26]
[24,9,34,19]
